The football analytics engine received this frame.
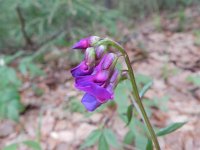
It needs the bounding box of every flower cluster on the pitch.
[71,36,120,111]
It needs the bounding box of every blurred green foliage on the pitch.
[3,140,42,150]
[117,0,199,19]
[0,65,24,121]
[0,51,45,121]
[187,75,200,86]
[1,0,199,52]
[0,0,122,51]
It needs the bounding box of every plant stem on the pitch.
[97,38,161,150]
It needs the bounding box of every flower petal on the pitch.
[81,93,101,111]
[75,78,112,103]
[72,36,100,49]
[72,37,89,49]
[71,61,93,77]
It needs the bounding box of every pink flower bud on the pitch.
[110,69,119,84]
[102,53,116,70]
[72,36,100,49]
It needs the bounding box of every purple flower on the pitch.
[72,36,100,49]
[71,37,120,111]
[72,54,119,111]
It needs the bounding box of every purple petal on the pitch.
[105,83,115,99]
[81,93,101,111]
[72,37,90,49]
[102,53,116,70]
[72,36,100,49]
[71,61,93,77]
[94,70,109,83]
[75,78,112,103]
[110,69,119,83]
[93,54,108,71]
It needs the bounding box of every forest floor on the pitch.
[0,7,200,150]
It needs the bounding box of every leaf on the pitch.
[135,134,148,150]
[23,140,42,150]
[123,130,135,145]
[0,66,21,89]
[156,122,186,136]
[146,140,153,150]
[103,128,120,148]
[129,119,148,150]
[126,105,133,126]
[80,129,101,149]
[98,135,109,150]
[135,74,152,90]
[3,143,18,150]
[7,101,20,122]
[0,88,23,121]
[114,81,130,114]
[139,81,153,98]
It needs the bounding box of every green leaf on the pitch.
[146,140,153,150]
[139,81,153,98]
[103,128,120,148]
[135,134,148,150]
[0,66,21,89]
[123,130,135,145]
[156,122,186,136]
[129,119,148,150]
[7,101,20,122]
[126,105,133,126]
[0,88,24,121]
[3,143,18,150]
[114,81,130,114]
[98,135,109,150]
[135,74,152,90]
[23,140,42,150]
[80,129,101,149]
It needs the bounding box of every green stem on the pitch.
[97,38,160,150]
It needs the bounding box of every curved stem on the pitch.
[97,39,160,150]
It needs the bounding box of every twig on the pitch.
[16,6,33,47]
